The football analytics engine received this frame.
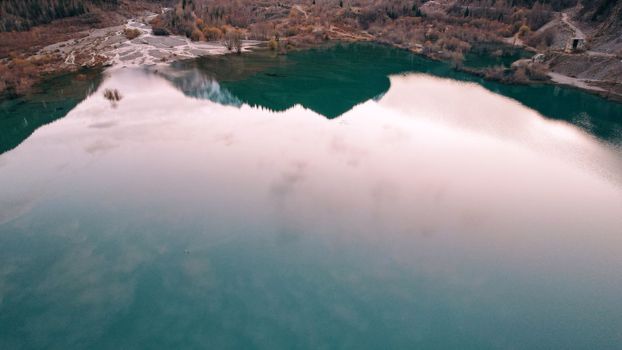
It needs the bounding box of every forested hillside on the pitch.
[0,0,146,31]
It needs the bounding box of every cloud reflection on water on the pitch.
[0,68,621,349]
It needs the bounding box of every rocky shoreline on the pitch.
[38,14,261,70]
[1,6,621,103]
[0,9,262,98]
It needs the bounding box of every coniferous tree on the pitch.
[0,0,122,32]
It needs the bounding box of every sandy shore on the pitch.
[547,72,606,92]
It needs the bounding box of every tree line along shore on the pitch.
[1,0,621,100]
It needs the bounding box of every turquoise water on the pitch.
[0,70,102,154]
[0,43,621,349]
[172,44,622,143]
[463,45,532,69]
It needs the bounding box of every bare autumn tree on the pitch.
[224,29,243,53]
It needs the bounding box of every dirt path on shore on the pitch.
[561,12,585,40]
[292,5,309,19]
[527,10,620,98]
[560,11,615,58]
[547,72,606,92]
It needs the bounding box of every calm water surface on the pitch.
[1,44,621,349]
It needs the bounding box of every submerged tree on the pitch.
[103,88,122,108]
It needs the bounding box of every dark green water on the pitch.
[0,70,103,154]
[463,45,532,69]
[0,43,621,349]
[171,43,622,143]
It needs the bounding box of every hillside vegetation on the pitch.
[1,0,620,98]
[0,0,126,32]
[0,0,165,96]
[153,0,577,58]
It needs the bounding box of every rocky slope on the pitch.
[581,0,622,54]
